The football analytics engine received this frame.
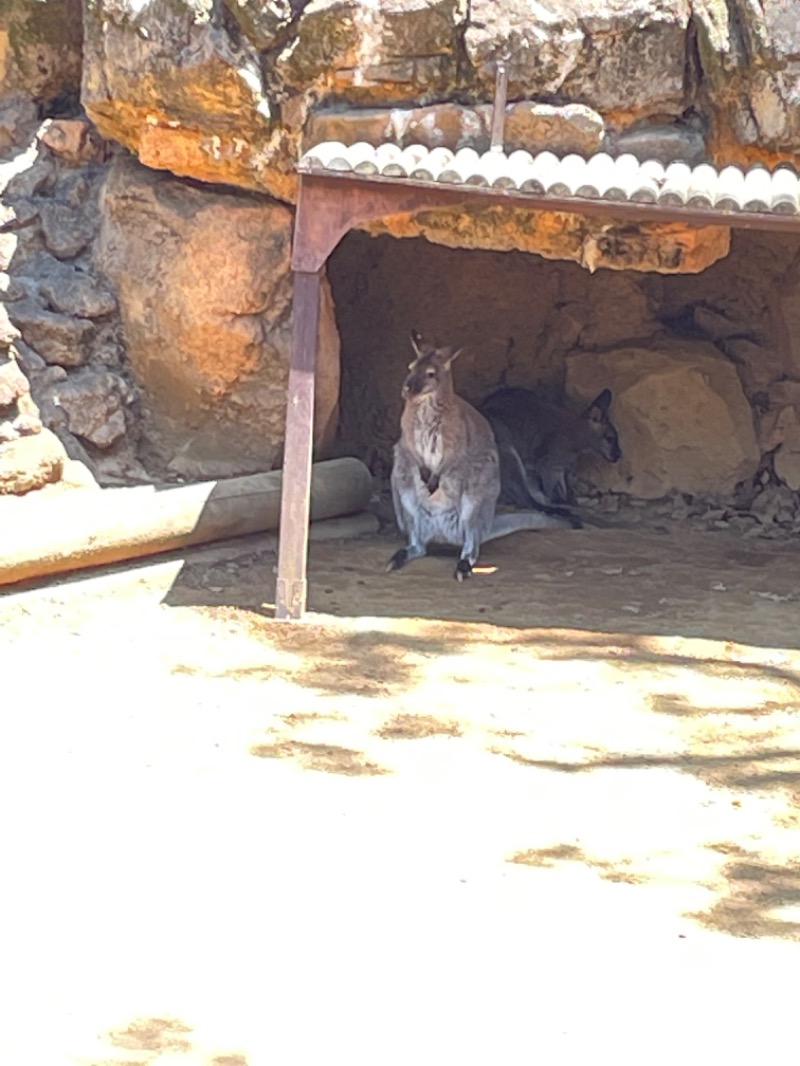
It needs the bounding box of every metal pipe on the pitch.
[490,59,509,152]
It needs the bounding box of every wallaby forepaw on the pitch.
[454,559,473,582]
[386,548,409,573]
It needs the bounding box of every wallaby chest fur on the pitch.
[403,392,493,482]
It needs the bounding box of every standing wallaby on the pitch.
[387,331,573,582]
[478,386,622,508]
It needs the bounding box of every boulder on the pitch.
[305,100,605,158]
[7,300,93,367]
[0,94,40,155]
[0,348,42,443]
[39,201,97,258]
[10,340,45,375]
[602,112,709,166]
[503,102,605,156]
[0,427,66,494]
[0,352,28,407]
[82,0,297,201]
[565,341,760,498]
[304,102,492,154]
[32,256,118,319]
[98,155,339,477]
[38,119,108,166]
[722,338,784,396]
[44,369,129,449]
[466,0,690,112]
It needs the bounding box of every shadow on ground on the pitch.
[162,526,800,649]
[100,1015,248,1065]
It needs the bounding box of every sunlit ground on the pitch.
[2,528,800,1064]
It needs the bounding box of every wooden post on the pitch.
[275,269,322,620]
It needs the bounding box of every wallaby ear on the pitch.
[444,347,464,369]
[585,387,612,421]
[409,329,424,359]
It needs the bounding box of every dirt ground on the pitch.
[3,522,800,1064]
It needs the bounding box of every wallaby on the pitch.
[387,331,574,582]
[479,386,621,507]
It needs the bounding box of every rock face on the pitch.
[0,117,146,485]
[369,208,730,276]
[0,0,82,118]
[80,0,800,214]
[3,0,800,510]
[465,0,690,111]
[98,156,339,478]
[565,342,761,499]
[81,0,297,201]
[693,1,800,156]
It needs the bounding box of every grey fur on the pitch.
[479,386,621,507]
[388,332,572,582]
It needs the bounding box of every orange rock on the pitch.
[367,205,730,275]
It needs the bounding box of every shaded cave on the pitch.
[327,226,800,529]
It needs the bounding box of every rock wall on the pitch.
[76,0,800,274]
[0,118,144,488]
[2,0,800,508]
[80,0,800,200]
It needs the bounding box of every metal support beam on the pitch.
[275,268,321,621]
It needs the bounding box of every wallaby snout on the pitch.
[602,434,622,463]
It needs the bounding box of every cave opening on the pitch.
[327,225,800,527]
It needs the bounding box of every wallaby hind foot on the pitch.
[386,543,427,572]
[386,548,409,572]
[454,559,473,582]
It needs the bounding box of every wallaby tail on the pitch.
[486,511,574,543]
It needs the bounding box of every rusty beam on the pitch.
[291,172,800,275]
[275,268,322,621]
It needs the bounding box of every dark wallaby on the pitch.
[387,331,574,582]
[479,386,621,507]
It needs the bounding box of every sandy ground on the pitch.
[3,523,800,1065]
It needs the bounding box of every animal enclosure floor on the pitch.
[2,526,800,1064]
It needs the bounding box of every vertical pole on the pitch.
[490,58,509,152]
[275,269,322,621]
